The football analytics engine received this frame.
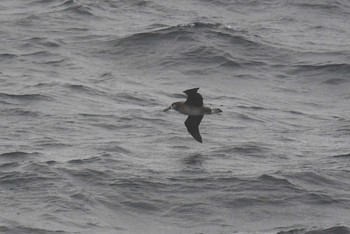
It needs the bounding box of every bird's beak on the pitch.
[163,106,171,112]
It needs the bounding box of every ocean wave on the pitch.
[52,0,94,16]
[278,225,350,234]
[96,144,130,154]
[24,37,61,48]
[0,164,56,188]
[0,93,49,100]
[210,173,347,210]
[322,78,348,85]
[258,174,295,186]
[21,50,58,58]
[20,51,66,65]
[175,44,242,69]
[65,84,107,96]
[67,156,101,165]
[0,92,53,103]
[333,153,350,158]
[99,22,269,72]
[237,105,271,111]
[287,171,347,188]
[110,92,160,106]
[235,112,267,123]
[0,159,20,167]
[293,2,347,12]
[305,226,350,234]
[300,63,350,72]
[304,193,339,205]
[0,225,69,234]
[289,63,350,76]
[2,108,41,117]
[109,22,258,50]
[213,144,271,156]
[0,151,40,159]
[0,53,17,60]
[207,174,300,209]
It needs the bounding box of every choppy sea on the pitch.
[1,0,350,233]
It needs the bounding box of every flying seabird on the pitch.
[164,88,222,143]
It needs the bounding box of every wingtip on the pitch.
[183,88,200,94]
[193,136,203,143]
[193,133,203,143]
[189,132,202,143]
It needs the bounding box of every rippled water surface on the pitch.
[1,0,350,233]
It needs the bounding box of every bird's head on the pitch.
[163,102,182,112]
[171,102,182,111]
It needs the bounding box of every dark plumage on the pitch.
[184,88,203,107]
[164,88,222,143]
[185,115,203,143]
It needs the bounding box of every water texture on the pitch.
[1,0,350,233]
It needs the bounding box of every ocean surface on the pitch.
[1,0,350,233]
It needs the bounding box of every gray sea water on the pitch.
[1,0,350,233]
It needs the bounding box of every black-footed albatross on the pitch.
[164,88,222,143]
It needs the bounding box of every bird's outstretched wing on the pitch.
[185,115,204,143]
[184,88,203,107]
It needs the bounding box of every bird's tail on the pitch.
[211,108,222,114]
